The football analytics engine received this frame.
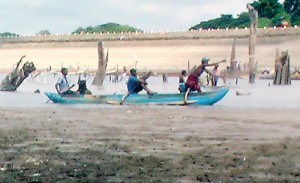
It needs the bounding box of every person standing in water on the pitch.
[211,64,220,86]
[178,70,187,93]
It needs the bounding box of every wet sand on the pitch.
[1,106,300,182]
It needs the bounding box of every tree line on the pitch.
[1,0,299,37]
[0,23,140,37]
[190,0,300,30]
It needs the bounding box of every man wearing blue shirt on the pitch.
[127,68,154,94]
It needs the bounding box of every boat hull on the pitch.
[45,87,229,105]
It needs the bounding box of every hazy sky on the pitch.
[0,0,266,35]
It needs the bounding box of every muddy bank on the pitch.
[0,107,299,182]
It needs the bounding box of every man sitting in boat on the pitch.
[55,67,77,96]
[77,80,92,95]
[178,70,187,93]
[127,68,155,95]
[76,73,92,95]
[185,57,226,92]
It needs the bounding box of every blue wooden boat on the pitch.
[44,87,229,105]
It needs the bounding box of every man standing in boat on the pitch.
[185,57,226,92]
[55,67,77,96]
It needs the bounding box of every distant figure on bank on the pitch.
[127,68,155,95]
[55,67,77,95]
[185,57,226,92]
[162,73,168,83]
[178,70,187,93]
[123,66,127,74]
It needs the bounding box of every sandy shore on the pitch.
[1,106,300,182]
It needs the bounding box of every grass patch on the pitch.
[0,129,300,182]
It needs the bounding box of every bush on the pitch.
[258,18,272,28]
[272,12,291,27]
[72,23,141,34]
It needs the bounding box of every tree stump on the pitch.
[273,49,291,85]
[247,4,258,83]
[0,55,36,91]
[92,41,109,86]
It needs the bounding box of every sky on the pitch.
[0,0,281,35]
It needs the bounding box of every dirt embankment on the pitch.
[0,28,299,74]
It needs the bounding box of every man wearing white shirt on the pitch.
[55,67,76,95]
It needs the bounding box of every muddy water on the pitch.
[0,73,299,109]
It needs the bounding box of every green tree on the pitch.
[251,0,284,19]
[284,0,299,13]
[284,0,300,25]
[272,11,291,26]
[0,32,18,37]
[72,23,140,34]
[234,12,250,27]
[37,30,51,35]
[190,14,235,29]
[258,17,273,27]
[190,0,299,30]
[74,27,85,34]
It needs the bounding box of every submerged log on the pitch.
[0,55,36,91]
[92,41,109,86]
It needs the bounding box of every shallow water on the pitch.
[0,73,299,109]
